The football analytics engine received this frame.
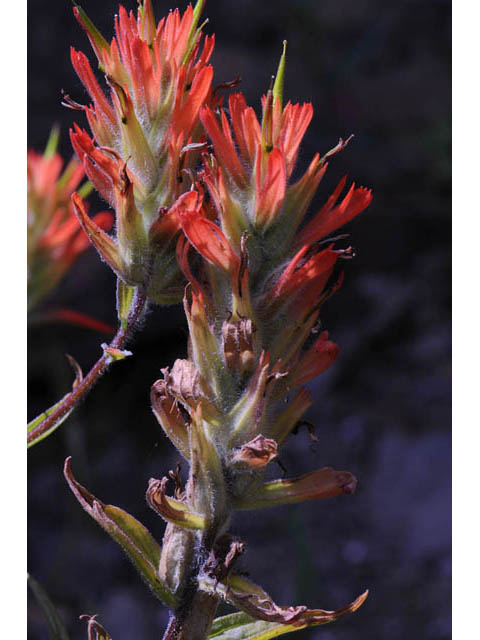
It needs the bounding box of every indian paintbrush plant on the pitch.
[28,1,373,638]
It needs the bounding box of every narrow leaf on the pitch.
[27,354,85,448]
[208,589,368,640]
[27,392,75,448]
[72,2,110,64]
[116,278,135,329]
[234,467,357,510]
[272,41,287,108]
[64,458,177,607]
[28,573,70,640]
[183,0,207,65]
[44,126,60,159]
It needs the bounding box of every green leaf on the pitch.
[208,612,308,640]
[272,41,287,108]
[208,592,368,640]
[64,458,177,608]
[77,180,94,199]
[28,574,70,640]
[72,2,110,63]
[234,467,357,510]
[204,574,368,639]
[44,126,60,159]
[183,0,207,65]
[28,355,83,449]
[116,279,136,329]
[27,392,75,449]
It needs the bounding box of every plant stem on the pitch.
[162,591,219,640]
[27,286,147,446]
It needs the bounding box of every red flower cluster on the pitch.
[27,130,111,310]
[67,0,215,302]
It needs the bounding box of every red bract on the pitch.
[298,175,373,246]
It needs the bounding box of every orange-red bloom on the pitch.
[27,132,111,310]
[199,79,371,253]
[68,0,215,302]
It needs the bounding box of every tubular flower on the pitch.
[68,0,214,302]
[27,129,112,311]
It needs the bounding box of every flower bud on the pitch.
[230,434,278,469]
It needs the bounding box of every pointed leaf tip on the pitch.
[73,2,110,63]
[206,582,369,639]
[273,40,287,107]
[44,125,60,159]
[64,458,177,607]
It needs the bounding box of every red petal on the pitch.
[200,106,248,188]
[70,48,115,126]
[255,147,287,226]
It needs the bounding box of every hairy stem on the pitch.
[27,286,147,445]
[164,591,219,640]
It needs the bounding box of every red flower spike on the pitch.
[69,0,214,300]
[201,90,332,234]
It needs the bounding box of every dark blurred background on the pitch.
[27,0,451,638]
